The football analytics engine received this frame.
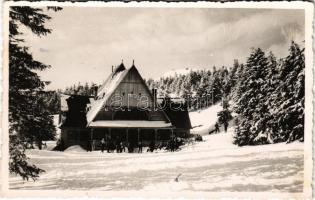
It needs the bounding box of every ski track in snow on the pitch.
[10,128,303,192]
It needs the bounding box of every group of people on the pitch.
[214,121,229,133]
[96,137,183,153]
[167,137,182,152]
[147,137,183,152]
[99,138,144,153]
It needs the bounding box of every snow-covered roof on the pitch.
[86,65,130,125]
[89,120,172,128]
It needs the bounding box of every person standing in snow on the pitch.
[87,140,92,152]
[101,138,105,153]
[215,122,220,133]
[149,140,155,152]
[116,141,122,153]
[119,141,123,153]
[106,139,111,153]
[170,138,175,152]
[138,141,143,153]
[128,142,134,153]
[224,121,229,132]
[92,140,96,151]
[122,142,127,152]
[43,142,47,149]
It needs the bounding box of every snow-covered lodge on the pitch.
[59,62,192,150]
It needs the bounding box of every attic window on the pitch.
[139,93,142,96]
[131,91,134,94]
[122,92,125,96]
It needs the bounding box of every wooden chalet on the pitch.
[59,62,192,150]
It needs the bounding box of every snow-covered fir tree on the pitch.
[233,42,305,146]
[233,48,270,145]
[9,6,61,180]
[270,42,305,143]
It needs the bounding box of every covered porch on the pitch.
[89,128,177,151]
[88,120,176,151]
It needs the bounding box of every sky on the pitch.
[21,7,305,90]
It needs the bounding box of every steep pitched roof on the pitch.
[86,63,192,129]
[97,63,126,96]
[86,64,130,125]
[86,64,172,126]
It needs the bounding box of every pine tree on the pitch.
[259,52,280,143]
[9,6,61,180]
[233,43,304,145]
[210,70,223,103]
[228,59,239,94]
[196,75,210,98]
[232,63,245,102]
[271,42,305,142]
[233,48,270,145]
[182,74,192,98]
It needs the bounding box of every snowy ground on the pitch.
[9,105,304,193]
[9,127,303,192]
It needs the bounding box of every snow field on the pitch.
[10,127,303,192]
[10,104,304,193]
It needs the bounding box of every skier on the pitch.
[100,138,105,153]
[170,138,175,152]
[37,140,42,150]
[215,122,220,133]
[106,140,111,153]
[122,142,127,152]
[43,142,47,149]
[138,141,143,153]
[92,140,95,151]
[224,121,229,132]
[120,141,123,153]
[128,142,134,153]
[158,142,163,150]
[116,141,121,153]
[149,140,155,152]
[87,140,92,152]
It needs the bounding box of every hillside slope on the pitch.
[189,103,223,135]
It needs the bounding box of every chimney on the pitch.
[152,88,157,108]
[112,66,114,73]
